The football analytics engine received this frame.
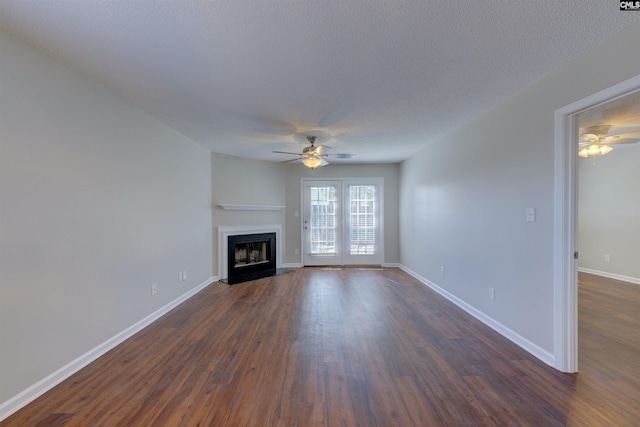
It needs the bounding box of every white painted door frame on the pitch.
[302,180,343,266]
[301,177,385,266]
[553,74,640,373]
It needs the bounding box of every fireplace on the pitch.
[226,232,276,284]
[218,225,283,285]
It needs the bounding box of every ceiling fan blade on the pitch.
[607,130,640,139]
[305,146,331,157]
[280,158,302,164]
[607,137,640,145]
[273,150,302,155]
[329,153,356,159]
[580,133,599,143]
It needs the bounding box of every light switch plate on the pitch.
[526,208,536,222]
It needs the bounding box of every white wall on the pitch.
[211,153,287,276]
[283,163,400,265]
[578,144,640,282]
[0,30,212,404]
[400,23,640,359]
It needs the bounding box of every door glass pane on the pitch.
[310,186,337,254]
[349,185,375,255]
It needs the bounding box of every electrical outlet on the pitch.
[440,266,445,276]
[295,248,300,255]
[489,287,495,301]
[178,272,182,282]
[604,254,611,262]
[151,283,157,295]
[182,271,187,281]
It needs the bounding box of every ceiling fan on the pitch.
[578,125,640,158]
[272,135,354,169]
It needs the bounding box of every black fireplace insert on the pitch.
[225,232,276,284]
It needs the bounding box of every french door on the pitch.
[302,178,383,266]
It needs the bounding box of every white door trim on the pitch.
[553,74,640,373]
[342,177,384,265]
[300,177,385,266]
[302,180,343,266]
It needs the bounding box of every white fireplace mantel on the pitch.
[218,224,283,280]
[217,204,285,211]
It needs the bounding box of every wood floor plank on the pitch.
[2,268,640,426]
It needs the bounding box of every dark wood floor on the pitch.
[2,268,639,426]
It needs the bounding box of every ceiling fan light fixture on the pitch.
[599,144,613,155]
[577,123,640,160]
[273,134,351,167]
[301,157,324,169]
[587,144,601,156]
[579,143,613,160]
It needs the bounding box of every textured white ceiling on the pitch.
[578,90,640,151]
[1,1,639,164]
[579,91,640,133]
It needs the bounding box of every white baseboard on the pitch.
[280,264,400,269]
[0,276,215,422]
[578,267,640,285]
[282,263,302,268]
[382,262,401,268]
[397,265,555,367]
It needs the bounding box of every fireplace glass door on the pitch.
[227,232,276,284]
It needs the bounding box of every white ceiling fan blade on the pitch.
[607,130,640,139]
[329,153,356,159]
[606,137,640,145]
[580,133,599,143]
[311,145,330,156]
[302,147,328,157]
[280,157,302,164]
[273,150,302,155]
[302,152,328,159]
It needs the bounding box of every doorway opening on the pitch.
[554,74,640,373]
